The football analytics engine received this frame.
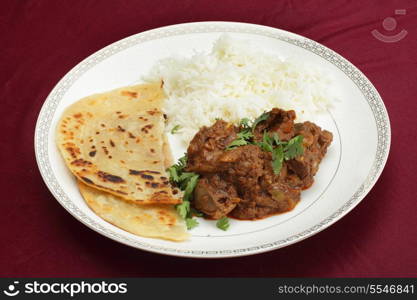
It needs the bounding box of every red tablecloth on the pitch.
[1,0,416,277]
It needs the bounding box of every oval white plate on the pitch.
[34,22,390,258]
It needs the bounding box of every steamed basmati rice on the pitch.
[144,35,334,146]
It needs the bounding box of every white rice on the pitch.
[144,35,334,146]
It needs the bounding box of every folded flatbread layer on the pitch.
[78,181,189,241]
[56,83,180,204]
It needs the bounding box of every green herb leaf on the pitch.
[177,172,196,190]
[240,117,251,129]
[191,207,204,217]
[272,133,283,146]
[226,138,248,150]
[216,217,230,231]
[177,155,187,169]
[225,129,254,151]
[251,112,269,132]
[284,135,304,160]
[175,201,190,219]
[257,131,274,152]
[263,132,274,151]
[167,155,203,230]
[185,218,199,230]
[171,125,181,134]
[166,155,188,183]
[178,172,196,181]
[237,129,253,140]
[183,173,199,202]
[255,132,303,175]
[272,145,284,175]
[167,166,179,183]
[178,172,198,191]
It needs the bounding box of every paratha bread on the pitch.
[78,181,189,241]
[77,113,187,241]
[56,83,180,204]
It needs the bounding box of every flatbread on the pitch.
[76,113,187,241]
[162,134,174,168]
[78,181,189,241]
[56,83,180,204]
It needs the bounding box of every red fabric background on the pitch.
[1,0,416,277]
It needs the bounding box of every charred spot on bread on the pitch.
[129,169,161,175]
[140,174,154,180]
[71,159,92,167]
[81,177,94,184]
[97,171,125,183]
[121,91,138,98]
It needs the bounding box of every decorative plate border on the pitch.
[34,22,391,258]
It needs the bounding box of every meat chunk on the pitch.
[186,120,237,173]
[220,145,266,191]
[230,151,300,220]
[253,108,296,142]
[286,122,333,189]
[185,108,333,220]
[231,182,300,219]
[193,175,240,219]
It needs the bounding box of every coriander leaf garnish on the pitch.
[183,173,199,202]
[168,155,202,230]
[175,201,190,219]
[225,129,254,151]
[171,125,181,134]
[167,166,180,183]
[256,132,303,175]
[251,111,269,132]
[216,217,230,231]
[166,154,187,183]
[272,132,282,146]
[177,155,187,169]
[191,207,204,217]
[237,129,253,140]
[225,111,272,151]
[226,138,248,150]
[258,131,274,152]
[284,135,304,160]
[178,172,196,181]
[240,117,251,129]
[272,145,284,175]
[185,218,199,230]
[178,172,197,189]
